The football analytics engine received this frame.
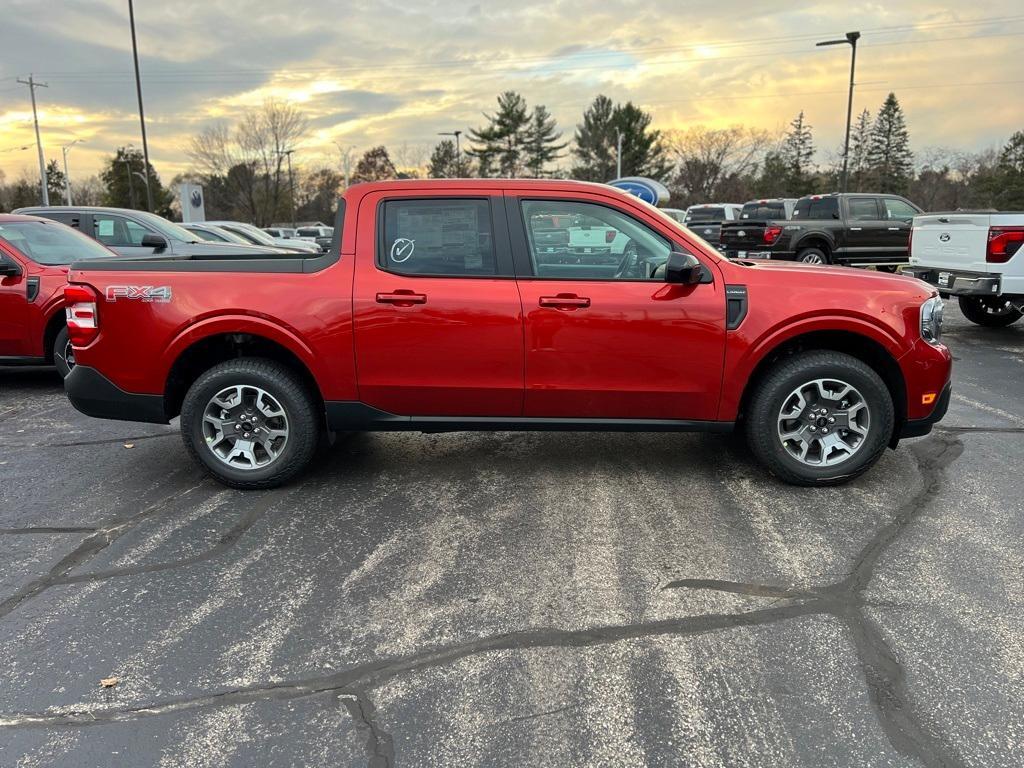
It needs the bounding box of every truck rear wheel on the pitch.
[796,247,829,265]
[180,358,320,489]
[53,327,74,379]
[746,351,893,486]
[957,296,1022,327]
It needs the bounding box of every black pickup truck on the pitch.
[718,193,922,267]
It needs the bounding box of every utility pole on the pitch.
[616,131,623,179]
[817,31,860,193]
[16,74,49,206]
[276,149,296,228]
[128,0,155,212]
[62,139,83,205]
[119,158,137,209]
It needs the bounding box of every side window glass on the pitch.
[381,199,494,276]
[884,199,917,221]
[848,198,880,221]
[521,200,671,280]
[124,219,149,245]
[93,215,130,246]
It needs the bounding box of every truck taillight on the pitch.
[987,226,1024,263]
[605,230,616,243]
[64,284,99,346]
[763,226,783,244]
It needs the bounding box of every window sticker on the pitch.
[390,238,415,263]
[97,219,115,237]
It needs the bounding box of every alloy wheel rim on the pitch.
[64,339,75,370]
[801,253,824,264]
[202,385,289,470]
[776,378,870,467]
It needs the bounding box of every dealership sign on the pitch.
[608,177,670,206]
[177,182,206,223]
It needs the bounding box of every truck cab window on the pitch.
[520,199,670,280]
[381,199,495,276]
[883,199,918,221]
[793,197,839,219]
[848,198,881,221]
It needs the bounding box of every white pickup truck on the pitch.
[904,212,1024,327]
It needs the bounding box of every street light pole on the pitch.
[128,0,155,212]
[277,149,296,228]
[62,139,83,206]
[616,131,624,179]
[16,74,49,206]
[817,31,861,193]
[438,131,463,176]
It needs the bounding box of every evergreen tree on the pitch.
[468,91,532,178]
[571,95,617,181]
[865,93,913,194]
[985,130,1024,209]
[571,95,670,181]
[523,105,567,177]
[781,111,815,196]
[428,139,472,178]
[351,146,397,183]
[847,108,873,191]
[45,160,67,205]
[100,146,172,214]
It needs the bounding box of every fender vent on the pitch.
[725,284,748,330]
[26,276,40,303]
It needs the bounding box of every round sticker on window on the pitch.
[390,238,415,263]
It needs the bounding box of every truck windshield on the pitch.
[0,220,116,265]
[685,208,725,222]
[741,203,786,220]
[793,197,839,219]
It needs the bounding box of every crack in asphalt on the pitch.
[0,602,822,730]
[56,489,285,585]
[339,691,395,768]
[0,476,203,622]
[662,433,967,768]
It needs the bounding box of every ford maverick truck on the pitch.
[62,180,951,488]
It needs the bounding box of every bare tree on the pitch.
[391,142,430,178]
[185,100,309,225]
[666,126,774,203]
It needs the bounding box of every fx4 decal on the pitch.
[105,285,172,303]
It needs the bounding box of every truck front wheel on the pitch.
[746,351,894,486]
[957,296,1022,327]
[180,358,320,489]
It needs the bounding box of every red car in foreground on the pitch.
[0,214,119,377]
[62,180,951,488]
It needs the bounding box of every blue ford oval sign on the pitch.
[608,177,670,206]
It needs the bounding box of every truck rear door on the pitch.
[910,213,992,274]
[352,191,525,417]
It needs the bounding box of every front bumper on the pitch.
[65,365,168,424]
[903,266,1001,297]
[897,380,951,440]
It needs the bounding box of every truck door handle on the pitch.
[539,294,590,310]
[887,227,901,231]
[376,290,426,306]
[850,227,862,231]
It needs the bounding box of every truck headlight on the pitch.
[920,296,944,345]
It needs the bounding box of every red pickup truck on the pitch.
[62,180,951,488]
[0,213,120,377]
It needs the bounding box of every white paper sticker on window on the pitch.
[97,219,115,237]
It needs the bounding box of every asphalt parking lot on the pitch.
[0,300,1022,768]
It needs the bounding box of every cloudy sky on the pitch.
[1,0,1022,184]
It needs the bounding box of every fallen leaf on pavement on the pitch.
[99,677,119,688]
[123,443,135,449]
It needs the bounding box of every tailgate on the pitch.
[911,214,992,272]
[719,223,766,249]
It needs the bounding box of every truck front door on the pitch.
[0,245,30,357]
[352,192,524,417]
[843,196,889,264]
[509,194,726,421]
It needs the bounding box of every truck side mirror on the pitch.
[141,233,167,251]
[665,251,703,285]
[0,255,22,277]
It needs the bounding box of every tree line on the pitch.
[3,91,1024,220]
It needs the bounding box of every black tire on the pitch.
[957,296,1022,327]
[876,265,899,273]
[53,327,74,379]
[796,246,830,265]
[180,358,320,489]
[746,351,894,486]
